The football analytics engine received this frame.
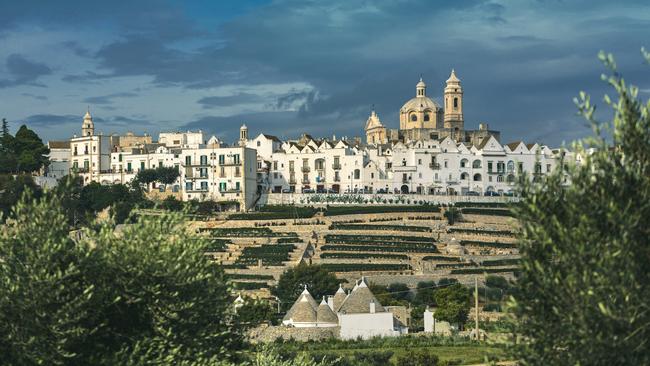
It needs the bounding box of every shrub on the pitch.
[320,263,411,272]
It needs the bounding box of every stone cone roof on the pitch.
[333,285,347,312]
[283,288,317,323]
[338,280,385,314]
[317,298,338,324]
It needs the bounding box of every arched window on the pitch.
[507,174,515,183]
[497,175,504,182]
[410,114,417,122]
[473,173,482,181]
[460,159,468,168]
[453,97,458,109]
[507,161,515,172]
[424,114,430,122]
[472,159,481,169]
[354,169,360,180]
[460,172,469,180]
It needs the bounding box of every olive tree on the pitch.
[510,50,650,365]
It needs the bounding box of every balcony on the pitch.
[234,172,242,177]
[301,178,310,184]
[220,188,241,193]
[429,163,441,170]
[332,163,341,170]
[333,176,341,182]
[301,166,310,173]
[289,177,297,184]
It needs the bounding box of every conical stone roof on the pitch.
[317,298,338,324]
[338,279,385,314]
[283,287,317,323]
[332,284,347,312]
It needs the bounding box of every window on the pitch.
[172,185,179,192]
[200,181,208,190]
[472,160,481,169]
[424,114,430,122]
[257,141,261,147]
[410,114,417,122]
[461,172,468,180]
[127,162,132,172]
[419,173,422,178]
[73,161,79,169]
[497,175,504,182]
[402,159,406,166]
[371,173,374,179]
[535,163,542,174]
[233,154,240,164]
[507,174,515,183]
[487,161,493,173]
[460,159,468,168]
[444,161,448,168]
[453,97,458,109]
[473,173,482,181]
[354,169,360,180]
[200,155,207,165]
[235,182,240,191]
[418,159,422,165]
[219,182,226,192]
[518,162,524,172]
[273,172,278,179]
[289,161,294,171]
[185,182,193,191]
[185,156,192,165]
[140,161,145,171]
[218,155,225,164]
[273,161,278,170]
[199,168,208,178]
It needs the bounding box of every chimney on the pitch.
[369,300,376,314]
[327,296,334,310]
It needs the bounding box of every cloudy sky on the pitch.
[0,0,648,146]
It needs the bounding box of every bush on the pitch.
[459,240,518,249]
[320,252,409,260]
[394,349,439,366]
[321,244,438,253]
[325,205,440,216]
[329,223,431,232]
[320,263,411,272]
[461,208,513,217]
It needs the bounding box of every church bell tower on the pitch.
[81,108,94,136]
[443,69,464,131]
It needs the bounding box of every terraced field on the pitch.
[191,203,520,297]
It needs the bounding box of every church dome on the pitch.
[401,77,440,113]
[400,96,440,113]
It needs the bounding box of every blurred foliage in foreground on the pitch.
[511,50,650,365]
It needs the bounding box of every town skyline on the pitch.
[1,0,648,146]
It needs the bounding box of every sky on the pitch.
[0,0,648,147]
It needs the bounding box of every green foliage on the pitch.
[0,193,241,365]
[320,244,438,253]
[324,204,440,216]
[230,205,318,220]
[272,264,340,312]
[413,281,437,306]
[485,275,510,290]
[236,298,277,328]
[443,207,462,225]
[320,252,409,260]
[459,240,518,249]
[235,244,296,266]
[134,166,180,186]
[434,284,471,328]
[449,227,515,237]
[320,263,411,272]
[0,122,49,173]
[160,195,184,211]
[0,174,43,220]
[510,51,650,365]
[329,223,431,232]
[394,349,439,366]
[460,208,513,217]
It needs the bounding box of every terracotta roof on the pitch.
[317,298,338,323]
[338,280,385,314]
[283,288,317,323]
[48,140,70,149]
[506,141,523,151]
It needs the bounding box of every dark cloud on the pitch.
[23,114,79,126]
[0,54,52,88]
[197,93,265,108]
[83,92,138,105]
[21,93,48,101]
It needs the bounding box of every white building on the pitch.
[69,110,115,184]
[158,131,204,149]
[179,145,257,210]
[45,140,70,179]
[282,278,409,339]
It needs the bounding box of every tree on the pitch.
[510,51,650,365]
[394,349,439,366]
[272,264,340,312]
[443,206,462,225]
[13,124,49,173]
[0,119,17,174]
[434,283,470,328]
[236,298,277,328]
[0,174,43,220]
[155,166,180,185]
[0,194,241,365]
[413,280,437,306]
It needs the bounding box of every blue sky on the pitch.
[0,0,648,146]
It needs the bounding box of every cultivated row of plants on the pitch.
[320,263,411,272]
[459,240,518,249]
[229,205,318,220]
[450,267,519,275]
[421,255,462,262]
[435,262,477,269]
[203,238,231,252]
[235,244,296,266]
[460,208,514,217]
[202,227,299,238]
[481,258,520,266]
[225,273,275,280]
[321,244,439,253]
[328,223,432,232]
[325,233,434,244]
[231,281,269,290]
[324,204,440,216]
[320,252,409,260]
[449,227,516,237]
[452,202,511,208]
[276,237,304,244]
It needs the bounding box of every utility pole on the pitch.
[475,276,480,341]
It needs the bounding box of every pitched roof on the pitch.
[283,287,317,323]
[317,298,338,323]
[338,279,385,314]
[476,136,491,150]
[506,141,524,151]
[261,134,282,142]
[48,140,70,149]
